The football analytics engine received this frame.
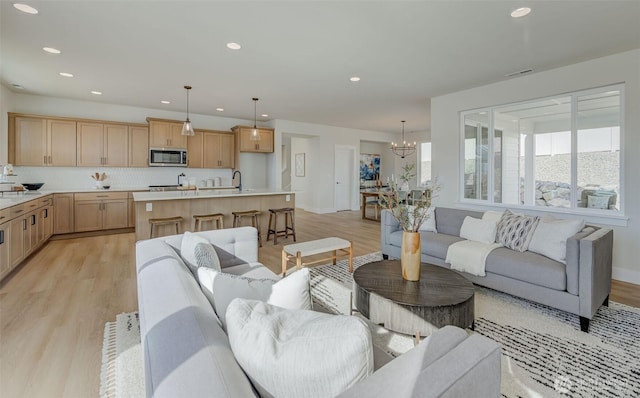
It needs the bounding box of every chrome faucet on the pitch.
[232,170,242,191]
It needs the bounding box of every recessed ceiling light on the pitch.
[59,72,74,77]
[161,100,170,104]
[43,47,61,54]
[13,3,38,14]
[90,91,102,95]
[350,76,361,82]
[261,114,269,117]
[11,84,24,89]
[216,108,224,112]
[226,42,241,50]
[511,7,531,18]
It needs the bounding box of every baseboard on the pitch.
[305,207,337,214]
[612,267,640,285]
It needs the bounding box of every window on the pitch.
[419,142,432,186]
[460,85,622,213]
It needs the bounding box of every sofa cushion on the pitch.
[197,267,313,328]
[226,299,374,398]
[194,242,221,271]
[496,210,539,252]
[420,231,465,260]
[434,207,484,236]
[485,247,566,291]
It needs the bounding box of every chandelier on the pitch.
[390,120,415,158]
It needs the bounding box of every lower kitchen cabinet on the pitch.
[74,192,128,232]
[0,220,11,279]
[54,193,75,234]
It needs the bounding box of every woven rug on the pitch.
[309,253,640,398]
[101,253,640,397]
[100,312,144,398]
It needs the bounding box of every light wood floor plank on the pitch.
[0,209,637,397]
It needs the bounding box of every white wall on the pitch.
[273,120,399,213]
[431,49,640,284]
[0,84,16,165]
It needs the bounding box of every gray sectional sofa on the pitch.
[136,226,502,397]
[381,207,614,332]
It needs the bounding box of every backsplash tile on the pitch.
[13,166,234,190]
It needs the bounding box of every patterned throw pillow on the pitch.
[496,210,540,252]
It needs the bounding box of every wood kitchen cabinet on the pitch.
[10,115,77,166]
[189,130,235,169]
[74,192,128,232]
[0,216,10,279]
[54,193,75,234]
[77,122,128,167]
[147,118,188,149]
[129,125,149,167]
[232,125,274,153]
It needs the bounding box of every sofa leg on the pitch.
[579,317,590,333]
[382,254,389,260]
[603,295,609,307]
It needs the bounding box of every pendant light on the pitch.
[391,121,416,158]
[181,85,195,136]
[250,97,261,141]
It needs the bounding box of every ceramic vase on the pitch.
[401,231,421,281]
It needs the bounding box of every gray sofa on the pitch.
[136,226,502,397]
[381,207,614,332]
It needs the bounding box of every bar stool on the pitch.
[149,216,182,238]
[193,213,224,232]
[232,210,262,247]
[267,207,296,245]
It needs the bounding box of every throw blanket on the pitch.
[445,240,502,277]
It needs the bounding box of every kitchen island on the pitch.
[132,189,295,241]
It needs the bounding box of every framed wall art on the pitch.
[295,153,305,177]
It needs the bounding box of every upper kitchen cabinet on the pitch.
[77,122,128,167]
[9,114,77,166]
[147,118,188,149]
[188,130,235,169]
[232,125,274,153]
[129,125,149,167]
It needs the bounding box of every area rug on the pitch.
[100,312,144,398]
[101,253,640,398]
[309,253,640,398]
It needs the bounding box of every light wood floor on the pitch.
[0,209,637,397]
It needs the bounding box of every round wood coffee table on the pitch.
[353,260,475,335]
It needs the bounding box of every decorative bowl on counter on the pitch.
[22,183,45,191]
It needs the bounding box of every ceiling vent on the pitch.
[505,69,533,77]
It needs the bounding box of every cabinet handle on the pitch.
[23,219,27,230]
[31,214,36,225]
[14,209,23,214]
[45,209,49,218]
[96,195,108,198]
[0,230,4,245]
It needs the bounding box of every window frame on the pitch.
[459,84,625,221]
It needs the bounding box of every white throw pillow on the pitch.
[459,216,498,244]
[406,205,437,232]
[528,217,585,264]
[226,299,374,398]
[197,267,312,328]
[180,231,209,270]
[418,206,437,232]
[482,210,504,224]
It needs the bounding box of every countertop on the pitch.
[132,189,295,202]
[0,187,150,211]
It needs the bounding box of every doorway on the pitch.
[334,145,355,211]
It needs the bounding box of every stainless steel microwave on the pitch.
[149,148,187,167]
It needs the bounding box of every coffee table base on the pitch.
[355,289,474,335]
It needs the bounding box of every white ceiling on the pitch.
[1,1,639,135]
